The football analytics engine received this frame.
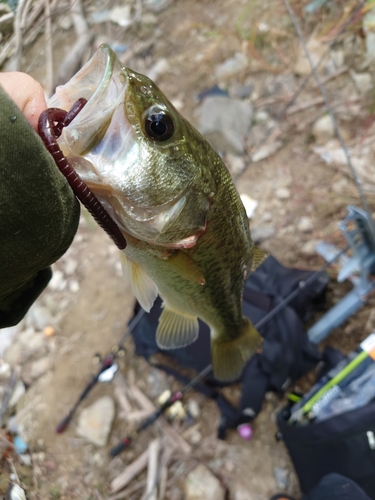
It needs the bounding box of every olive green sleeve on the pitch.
[0,87,80,328]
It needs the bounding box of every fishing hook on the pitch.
[38,99,127,250]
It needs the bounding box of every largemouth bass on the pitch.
[49,45,265,381]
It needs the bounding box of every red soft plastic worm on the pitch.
[38,99,126,250]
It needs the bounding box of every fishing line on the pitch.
[283,0,373,224]
[234,0,365,183]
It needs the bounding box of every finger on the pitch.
[0,71,47,131]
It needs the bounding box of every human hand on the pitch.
[0,71,47,131]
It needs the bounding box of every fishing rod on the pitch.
[109,244,349,456]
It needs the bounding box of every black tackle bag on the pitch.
[277,392,375,498]
[130,256,329,437]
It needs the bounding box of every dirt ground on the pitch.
[1,0,375,498]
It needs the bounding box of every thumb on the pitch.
[0,71,47,131]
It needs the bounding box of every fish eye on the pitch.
[145,112,174,142]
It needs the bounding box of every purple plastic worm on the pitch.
[38,99,126,250]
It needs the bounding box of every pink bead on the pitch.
[237,423,253,440]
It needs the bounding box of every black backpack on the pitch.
[129,256,329,437]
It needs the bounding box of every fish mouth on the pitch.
[48,44,130,157]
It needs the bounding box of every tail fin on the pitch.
[211,318,262,382]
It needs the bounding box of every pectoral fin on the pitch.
[120,253,158,312]
[156,304,199,349]
[250,246,268,273]
[166,251,205,285]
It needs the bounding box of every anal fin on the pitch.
[156,304,199,349]
[120,253,158,312]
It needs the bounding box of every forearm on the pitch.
[0,84,80,327]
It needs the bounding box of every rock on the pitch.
[30,356,51,380]
[69,280,80,293]
[363,7,375,61]
[235,84,254,99]
[225,154,246,176]
[89,9,110,24]
[252,226,275,242]
[64,258,78,275]
[108,5,132,28]
[19,453,32,466]
[239,194,258,219]
[146,58,170,82]
[262,211,272,222]
[189,429,202,445]
[20,330,46,353]
[254,110,270,124]
[185,464,225,500]
[350,70,373,95]
[6,484,27,500]
[76,396,115,446]
[297,216,314,232]
[26,304,54,331]
[251,140,283,162]
[275,187,291,200]
[0,324,23,358]
[330,49,345,69]
[332,177,349,193]
[142,12,157,25]
[274,467,289,489]
[197,96,253,155]
[312,115,335,144]
[294,38,326,76]
[301,240,319,256]
[264,73,296,97]
[9,381,26,407]
[0,361,11,377]
[187,399,200,418]
[48,270,67,291]
[59,12,73,30]
[214,53,248,81]
[144,0,174,12]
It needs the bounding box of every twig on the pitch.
[54,0,94,88]
[14,0,27,70]
[44,0,53,97]
[111,448,150,493]
[143,438,160,500]
[129,385,156,413]
[234,0,365,183]
[284,0,373,221]
[0,366,20,426]
[106,478,147,500]
[158,446,174,500]
[156,418,191,455]
[121,409,154,422]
